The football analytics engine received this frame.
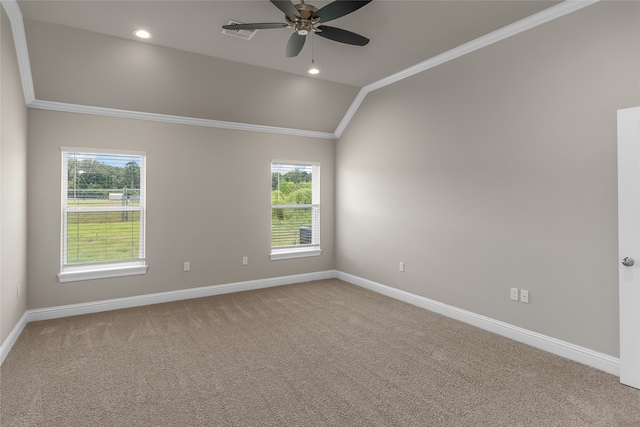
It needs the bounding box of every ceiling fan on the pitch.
[222,0,372,58]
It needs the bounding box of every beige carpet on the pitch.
[1,279,639,426]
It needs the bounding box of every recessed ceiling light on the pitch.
[133,29,152,39]
[307,58,320,75]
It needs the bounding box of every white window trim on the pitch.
[58,262,147,283]
[270,160,321,261]
[270,246,322,261]
[58,147,147,283]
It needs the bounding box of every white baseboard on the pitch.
[336,271,620,377]
[0,312,28,366]
[1,271,332,365]
[27,270,335,323]
[1,269,621,377]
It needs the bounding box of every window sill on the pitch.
[270,247,322,261]
[58,264,148,283]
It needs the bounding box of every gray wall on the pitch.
[24,19,359,134]
[336,1,639,357]
[1,8,28,343]
[9,0,640,362]
[27,109,335,309]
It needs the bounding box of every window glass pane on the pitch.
[272,207,317,248]
[271,163,313,206]
[65,211,141,265]
[67,153,142,208]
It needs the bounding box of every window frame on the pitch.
[58,147,148,283]
[270,160,322,261]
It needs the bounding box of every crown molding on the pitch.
[4,0,600,140]
[333,0,600,138]
[1,0,35,105]
[334,87,368,138]
[28,100,337,139]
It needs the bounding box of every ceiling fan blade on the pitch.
[286,32,306,57]
[270,0,301,18]
[316,25,369,46]
[313,1,372,23]
[223,23,288,30]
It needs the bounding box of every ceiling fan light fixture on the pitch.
[133,29,152,39]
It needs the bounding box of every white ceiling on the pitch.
[17,0,561,88]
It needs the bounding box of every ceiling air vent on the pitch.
[222,20,258,40]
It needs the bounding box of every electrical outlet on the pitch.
[399,262,405,272]
[510,287,519,301]
[242,256,248,266]
[184,261,190,272]
[520,289,529,304]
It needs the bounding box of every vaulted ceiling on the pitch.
[8,0,589,137]
[17,0,561,87]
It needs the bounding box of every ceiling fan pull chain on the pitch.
[308,30,320,74]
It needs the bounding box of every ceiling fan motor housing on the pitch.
[285,2,320,35]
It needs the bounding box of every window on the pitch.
[58,148,147,282]
[270,161,321,260]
